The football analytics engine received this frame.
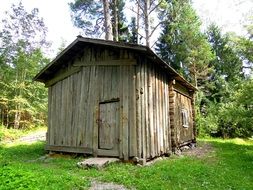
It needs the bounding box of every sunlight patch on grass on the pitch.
[198,137,253,146]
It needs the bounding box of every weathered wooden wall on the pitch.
[168,81,194,149]
[135,57,171,162]
[46,44,195,161]
[46,46,135,160]
[173,84,194,146]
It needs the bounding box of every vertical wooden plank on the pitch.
[158,70,163,153]
[162,72,166,153]
[122,65,129,160]
[53,83,58,145]
[53,85,58,145]
[169,81,176,151]
[140,61,146,162]
[72,74,77,147]
[148,63,155,158]
[75,71,82,147]
[64,78,69,146]
[136,61,142,159]
[152,66,157,156]
[81,67,89,147]
[93,66,99,156]
[111,66,119,98]
[70,75,75,147]
[87,66,96,148]
[48,87,52,145]
[64,79,69,146]
[163,74,168,152]
[191,92,196,142]
[99,66,104,101]
[55,81,62,146]
[119,66,123,159]
[78,67,86,147]
[159,72,164,153]
[69,75,75,147]
[51,85,55,145]
[61,79,67,146]
[129,65,137,157]
[156,69,160,155]
[164,77,170,152]
[144,61,150,159]
[84,67,91,147]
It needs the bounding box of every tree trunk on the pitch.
[14,104,21,129]
[103,0,113,41]
[6,108,9,128]
[144,0,150,47]
[113,0,119,41]
[136,0,140,44]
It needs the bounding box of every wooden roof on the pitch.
[34,36,196,91]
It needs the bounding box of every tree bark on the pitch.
[144,0,150,47]
[113,0,119,41]
[103,0,113,40]
[14,104,21,129]
[136,0,140,44]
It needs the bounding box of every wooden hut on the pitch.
[34,37,196,163]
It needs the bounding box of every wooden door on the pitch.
[98,101,120,156]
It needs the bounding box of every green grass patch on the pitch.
[0,138,252,189]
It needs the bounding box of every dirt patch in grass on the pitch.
[181,141,215,158]
[18,131,46,143]
[89,180,131,190]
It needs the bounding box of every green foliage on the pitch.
[0,139,252,189]
[128,17,138,43]
[69,0,103,37]
[196,22,253,138]
[70,0,129,40]
[0,2,49,129]
[197,79,253,138]
[156,0,214,86]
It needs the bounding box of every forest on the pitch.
[0,0,252,138]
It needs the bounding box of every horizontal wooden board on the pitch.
[45,67,81,87]
[74,59,136,66]
[45,145,93,154]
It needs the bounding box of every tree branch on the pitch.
[149,21,163,38]
[136,0,145,13]
[149,1,163,15]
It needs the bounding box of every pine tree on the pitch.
[156,0,214,87]
[70,0,128,41]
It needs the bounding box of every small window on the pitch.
[181,108,189,128]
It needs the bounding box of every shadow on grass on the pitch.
[0,142,91,190]
[0,141,46,162]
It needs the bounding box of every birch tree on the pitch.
[130,0,167,47]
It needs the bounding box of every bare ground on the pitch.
[18,130,46,143]
[181,141,215,158]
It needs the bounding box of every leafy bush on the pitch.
[196,80,253,138]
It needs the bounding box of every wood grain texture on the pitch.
[46,45,195,159]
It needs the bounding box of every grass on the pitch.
[0,130,252,189]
